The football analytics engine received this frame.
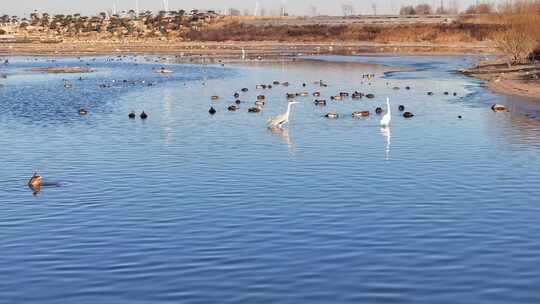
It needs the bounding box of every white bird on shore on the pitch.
[380,97,391,127]
[267,101,299,128]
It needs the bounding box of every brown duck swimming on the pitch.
[352,111,370,118]
[28,172,41,190]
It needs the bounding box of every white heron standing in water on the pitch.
[380,97,391,127]
[267,101,299,128]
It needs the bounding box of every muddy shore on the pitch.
[0,41,494,57]
[460,60,540,101]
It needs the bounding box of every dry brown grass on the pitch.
[492,1,540,64]
[183,21,499,44]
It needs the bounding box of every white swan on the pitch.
[380,97,391,127]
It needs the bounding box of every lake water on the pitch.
[1,55,540,303]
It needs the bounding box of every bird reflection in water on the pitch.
[380,127,391,160]
[268,127,295,153]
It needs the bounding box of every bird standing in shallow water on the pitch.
[380,98,391,128]
[267,102,299,128]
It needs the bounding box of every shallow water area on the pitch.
[1,54,540,303]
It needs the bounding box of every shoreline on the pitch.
[460,60,540,101]
[0,41,494,57]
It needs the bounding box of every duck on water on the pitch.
[28,172,61,194]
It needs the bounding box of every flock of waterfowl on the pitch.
[203,77,452,129]
[203,74,511,131]
[11,55,513,194]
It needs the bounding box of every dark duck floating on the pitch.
[314,99,327,106]
[403,112,415,118]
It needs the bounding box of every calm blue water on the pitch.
[1,55,540,303]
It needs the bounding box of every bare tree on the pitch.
[400,5,416,15]
[415,4,433,15]
[466,3,494,14]
[493,13,540,66]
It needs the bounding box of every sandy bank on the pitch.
[0,41,495,58]
[30,67,95,74]
[461,60,540,100]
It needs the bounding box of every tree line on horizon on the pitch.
[0,1,538,65]
[0,9,221,39]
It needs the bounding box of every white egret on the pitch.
[380,97,391,127]
[267,101,299,128]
